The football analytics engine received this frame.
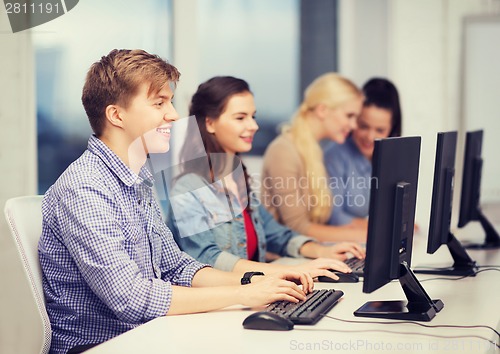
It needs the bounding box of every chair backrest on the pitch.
[4,196,51,354]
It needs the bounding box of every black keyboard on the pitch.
[345,257,365,276]
[266,289,344,325]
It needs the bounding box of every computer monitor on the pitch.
[353,136,444,321]
[414,132,477,276]
[457,130,500,249]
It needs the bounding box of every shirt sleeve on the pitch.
[56,184,172,323]
[257,204,313,258]
[152,208,210,287]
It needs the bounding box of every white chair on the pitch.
[4,196,51,354]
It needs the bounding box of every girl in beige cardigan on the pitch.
[262,73,368,243]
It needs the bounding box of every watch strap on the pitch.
[241,271,265,285]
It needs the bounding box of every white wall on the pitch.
[462,16,500,203]
[0,9,37,232]
[338,0,389,85]
[0,9,39,354]
[171,0,199,165]
[339,0,500,230]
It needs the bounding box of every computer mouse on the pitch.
[242,311,294,331]
[317,270,359,283]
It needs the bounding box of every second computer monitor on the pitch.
[414,131,477,276]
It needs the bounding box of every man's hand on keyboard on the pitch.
[238,271,314,307]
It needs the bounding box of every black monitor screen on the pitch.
[355,136,444,321]
[457,130,499,249]
[362,137,420,294]
[458,130,483,228]
[427,131,457,254]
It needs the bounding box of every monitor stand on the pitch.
[463,208,500,250]
[354,262,444,321]
[414,232,478,276]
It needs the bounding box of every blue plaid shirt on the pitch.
[38,135,208,354]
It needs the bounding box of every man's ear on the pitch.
[105,104,124,128]
[205,117,216,134]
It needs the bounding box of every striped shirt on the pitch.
[38,135,208,354]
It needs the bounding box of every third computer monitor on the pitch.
[354,136,443,321]
[457,130,500,249]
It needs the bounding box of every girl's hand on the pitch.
[237,271,313,307]
[300,241,365,260]
[291,257,353,282]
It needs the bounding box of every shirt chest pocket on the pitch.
[121,216,146,255]
[199,196,234,229]
[210,222,234,251]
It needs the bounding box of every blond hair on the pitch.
[290,73,362,223]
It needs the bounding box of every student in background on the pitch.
[323,77,402,226]
[168,76,365,279]
[261,73,367,243]
[38,50,316,354]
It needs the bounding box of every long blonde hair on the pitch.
[289,73,362,223]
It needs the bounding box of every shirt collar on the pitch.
[87,135,154,187]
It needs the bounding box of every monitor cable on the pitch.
[418,268,500,282]
[301,315,500,349]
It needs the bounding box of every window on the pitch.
[198,0,301,155]
[34,0,172,193]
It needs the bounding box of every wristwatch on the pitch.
[240,271,265,285]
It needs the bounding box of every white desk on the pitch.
[87,224,500,354]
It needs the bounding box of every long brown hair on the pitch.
[179,76,253,211]
[362,77,402,137]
